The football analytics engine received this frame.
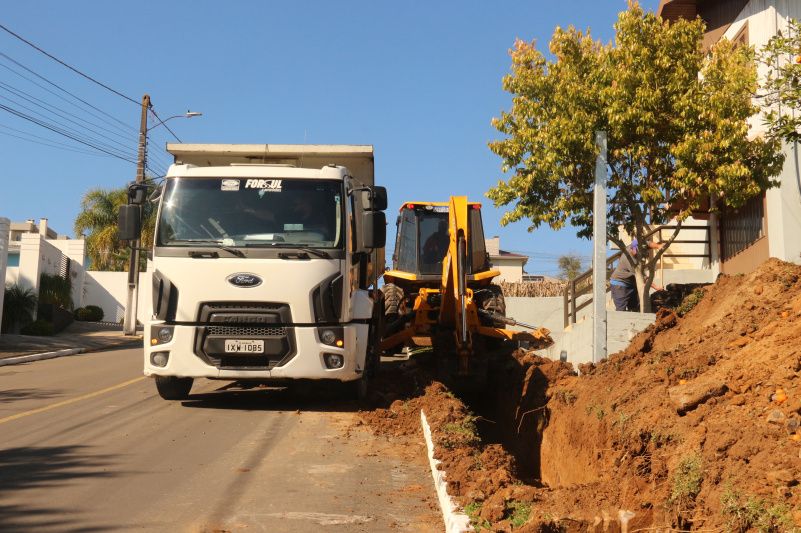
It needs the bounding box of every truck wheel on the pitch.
[352,374,369,402]
[352,322,379,402]
[381,283,404,320]
[154,376,193,400]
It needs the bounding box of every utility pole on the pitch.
[592,130,608,363]
[123,94,150,336]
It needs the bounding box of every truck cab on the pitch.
[126,144,386,400]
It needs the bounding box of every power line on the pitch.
[0,93,137,160]
[0,122,120,158]
[0,79,137,144]
[0,53,137,135]
[0,81,138,149]
[0,22,140,105]
[0,102,138,164]
[149,108,182,143]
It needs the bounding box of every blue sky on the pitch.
[0,0,659,276]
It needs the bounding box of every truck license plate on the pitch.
[224,339,264,354]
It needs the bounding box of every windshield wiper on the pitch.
[244,242,332,259]
[170,239,245,258]
[292,247,331,259]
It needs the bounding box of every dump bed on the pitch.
[166,143,374,185]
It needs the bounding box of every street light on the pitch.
[122,99,203,336]
[148,111,203,132]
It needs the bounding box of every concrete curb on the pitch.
[0,348,86,366]
[420,410,473,533]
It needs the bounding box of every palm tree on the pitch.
[74,187,156,271]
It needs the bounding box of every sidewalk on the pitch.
[0,321,142,364]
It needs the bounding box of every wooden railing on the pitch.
[562,225,711,327]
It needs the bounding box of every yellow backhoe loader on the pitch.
[380,196,551,379]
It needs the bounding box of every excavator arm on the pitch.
[439,196,473,373]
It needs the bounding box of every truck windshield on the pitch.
[157,178,343,248]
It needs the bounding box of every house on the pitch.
[485,236,529,282]
[2,216,149,325]
[658,0,801,275]
[4,218,87,313]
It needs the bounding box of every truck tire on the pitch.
[155,376,193,400]
[381,283,404,319]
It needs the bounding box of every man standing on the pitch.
[610,239,663,312]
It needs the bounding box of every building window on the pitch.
[720,192,764,261]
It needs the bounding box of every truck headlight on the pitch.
[318,327,343,347]
[150,325,174,345]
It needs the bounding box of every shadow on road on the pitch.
[179,356,433,413]
[0,445,116,532]
[0,388,65,403]
[180,381,362,413]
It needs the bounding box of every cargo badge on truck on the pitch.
[227,273,263,288]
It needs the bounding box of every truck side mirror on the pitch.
[359,186,388,211]
[370,186,388,211]
[361,211,386,249]
[127,182,148,205]
[118,205,141,241]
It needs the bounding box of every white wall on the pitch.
[506,296,565,333]
[4,267,19,286]
[767,141,801,264]
[82,271,152,324]
[17,233,41,293]
[38,239,62,278]
[49,238,87,308]
[536,310,656,366]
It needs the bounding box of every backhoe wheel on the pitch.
[154,376,193,400]
[381,283,404,320]
[478,284,506,320]
[476,284,511,352]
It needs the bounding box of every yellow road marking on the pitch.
[0,376,147,425]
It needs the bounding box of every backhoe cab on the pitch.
[381,196,551,379]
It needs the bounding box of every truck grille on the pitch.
[193,302,296,370]
[206,325,287,337]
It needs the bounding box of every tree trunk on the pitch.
[634,264,648,313]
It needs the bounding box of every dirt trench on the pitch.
[362,258,801,531]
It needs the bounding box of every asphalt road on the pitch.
[0,347,440,532]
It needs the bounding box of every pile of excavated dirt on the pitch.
[362,259,801,531]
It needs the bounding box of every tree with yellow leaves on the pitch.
[488,3,784,311]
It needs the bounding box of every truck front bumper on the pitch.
[144,323,368,381]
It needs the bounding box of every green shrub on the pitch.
[74,305,104,322]
[721,486,794,533]
[670,452,703,505]
[85,305,104,321]
[38,273,73,310]
[2,284,37,333]
[20,319,54,336]
[676,288,705,317]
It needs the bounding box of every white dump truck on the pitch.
[118,144,387,400]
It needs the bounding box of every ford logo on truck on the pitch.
[227,273,262,288]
